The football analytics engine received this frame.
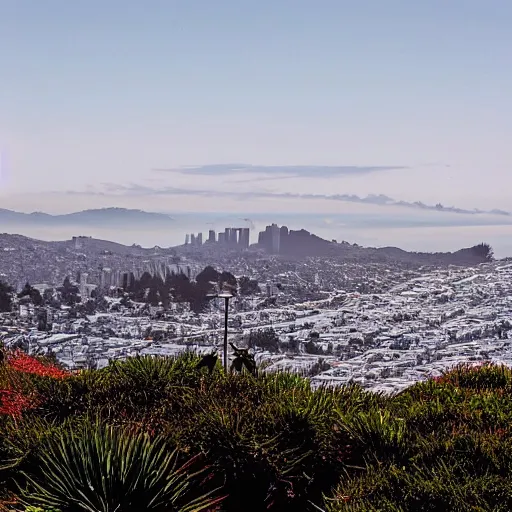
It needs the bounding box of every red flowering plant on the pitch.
[0,389,37,417]
[7,350,69,379]
[0,349,71,418]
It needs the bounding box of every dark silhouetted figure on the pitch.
[229,343,257,376]
[196,351,218,373]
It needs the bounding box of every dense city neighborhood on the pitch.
[0,229,506,393]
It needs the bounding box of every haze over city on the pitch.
[1,1,511,253]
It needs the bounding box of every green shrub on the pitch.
[322,363,512,511]
[336,408,408,465]
[27,372,94,421]
[6,352,512,512]
[19,422,223,512]
[437,363,512,390]
[325,460,512,511]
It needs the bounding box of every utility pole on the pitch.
[222,295,230,371]
[207,291,233,371]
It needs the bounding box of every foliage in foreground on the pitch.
[2,353,512,511]
[19,422,221,512]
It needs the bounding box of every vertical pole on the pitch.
[223,296,229,372]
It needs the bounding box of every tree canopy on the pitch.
[0,281,13,312]
[58,277,81,306]
[18,282,44,306]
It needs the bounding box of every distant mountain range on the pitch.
[0,208,175,227]
[1,205,510,231]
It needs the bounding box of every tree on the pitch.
[0,281,13,312]
[84,299,97,315]
[248,328,280,353]
[139,272,153,290]
[239,276,260,296]
[189,281,213,314]
[219,271,237,295]
[93,293,109,313]
[18,282,43,306]
[307,358,331,377]
[305,340,324,355]
[287,336,300,354]
[196,266,220,285]
[195,266,238,295]
[147,287,160,306]
[120,295,132,308]
[37,309,51,332]
[169,273,193,302]
[474,243,494,262]
[59,277,81,306]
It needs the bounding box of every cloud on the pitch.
[152,163,408,180]
[66,183,512,217]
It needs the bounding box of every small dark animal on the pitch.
[196,351,218,373]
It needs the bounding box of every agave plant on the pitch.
[229,343,257,376]
[336,408,408,464]
[19,422,223,512]
[103,353,199,385]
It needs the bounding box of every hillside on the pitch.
[1,352,512,511]
[276,228,493,265]
[0,232,164,255]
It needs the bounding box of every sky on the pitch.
[0,0,511,217]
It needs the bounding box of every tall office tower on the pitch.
[218,232,226,244]
[271,223,281,254]
[190,234,196,246]
[100,268,112,289]
[229,228,238,245]
[123,272,135,290]
[197,232,203,246]
[79,272,89,297]
[257,226,270,251]
[239,228,250,249]
[185,234,190,245]
[264,225,273,252]
[224,227,231,245]
[112,270,121,288]
[208,230,216,243]
[280,226,289,253]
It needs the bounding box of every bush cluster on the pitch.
[2,352,512,511]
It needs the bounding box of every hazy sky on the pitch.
[0,0,510,214]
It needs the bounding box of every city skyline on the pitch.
[186,227,251,250]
